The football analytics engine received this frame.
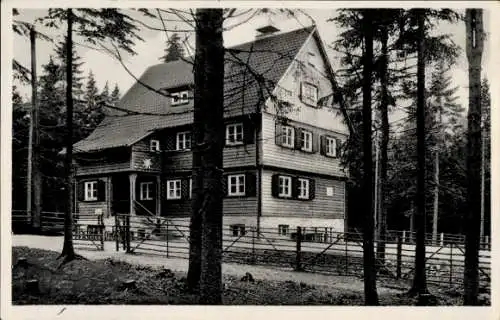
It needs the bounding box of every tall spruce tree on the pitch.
[100,81,110,103]
[160,32,185,62]
[111,83,121,105]
[38,8,143,262]
[81,70,104,138]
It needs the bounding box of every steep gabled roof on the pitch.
[74,26,315,153]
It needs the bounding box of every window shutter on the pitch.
[292,177,299,199]
[77,181,85,201]
[165,133,176,151]
[271,174,279,197]
[245,172,257,197]
[181,179,189,199]
[243,118,255,144]
[97,180,106,201]
[295,128,303,149]
[222,174,228,197]
[275,123,282,146]
[335,138,342,158]
[312,132,318,153]
[299,82,304,103]
[320,135,326,155]
[309,179,316,200]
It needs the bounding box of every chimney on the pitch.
[255,24,280,39]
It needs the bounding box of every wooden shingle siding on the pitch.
[261,113,347,177]
[75,148,131,176]
[223,144,256,167]
[131,138,162,172]
[261,169,345,220]
[76,161,130,176]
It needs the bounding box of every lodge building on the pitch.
[73,25,349,236]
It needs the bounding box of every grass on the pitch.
[11,247,485,305]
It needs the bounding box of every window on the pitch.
[301,130,313,152]
[278,176,292,198]
[228,174,245,196]
[150,139,160,152]
[281,125,295,148]
[298,178,309,199]
[140,182,153,200]
[326,137,337,157]
[301,82,318,106]
[171,91,189,106]
[230,224,246,237]
[176,131,191,151]
[166,180,182,200]
[84,181,98,201]
[278,224,289,236]
[226,123,244,145]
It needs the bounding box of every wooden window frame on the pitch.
[166,179,182,200]
[278,175,292,198]
[171,90,189,106]
[150,139,160,152]
[84,181,98,201]
[298,178,310,200]
[227,174,246,196]
[176,131,191,151]
[301,82,318,106]
[326,136,337,157]
[226,123,244,146]
[278,224,289,236]
[301,130,313,152]
[140,182,154,200]
[281,125,295,149]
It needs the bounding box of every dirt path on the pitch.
[12,235,405,294]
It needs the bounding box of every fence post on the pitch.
[440,232,444,247]
[126,215,131,253]
[99,214,104,251]
[449,243,453,286]
[114,215,119,252]
[396,234,402,279]
[345,231,349,275]
[166,219,169,258]
[402,230,406,243]
[251,227,256,264]
[295,227,303,271]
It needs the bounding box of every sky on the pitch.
[13,8,491,127]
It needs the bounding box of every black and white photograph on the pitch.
[1,0,497,317]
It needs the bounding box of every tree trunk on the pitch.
[464,8,483,306]
[187,19,205,292]
[196,9,225,305]
[376,27,389,265]
[409,9,429,299]
[361,9,379,306]
[60,9,75,261]
[432,148,439,245]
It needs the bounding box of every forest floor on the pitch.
[10,245,473,305]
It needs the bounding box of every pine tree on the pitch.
[80,70,104,138]
[54,36,85,99]
[12,85,29,211]
[100,81,110,103]
[38,8,143,263]
[160,33,185,62]
[110,83,121,105]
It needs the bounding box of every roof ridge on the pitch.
[146,25,315,70]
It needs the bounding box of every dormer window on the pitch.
[150,139,160,152]
[171,90,189,106]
